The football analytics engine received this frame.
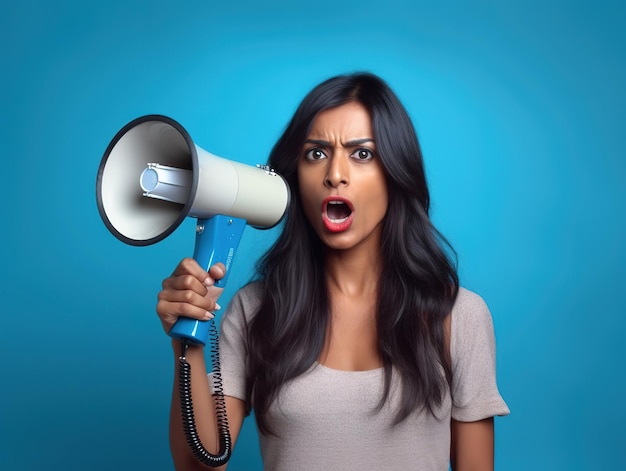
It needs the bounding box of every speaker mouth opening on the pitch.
[96,114,199,246]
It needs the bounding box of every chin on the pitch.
[319,233,363,251]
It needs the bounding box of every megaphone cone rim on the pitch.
[96,114,199,246]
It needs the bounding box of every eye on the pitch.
[305,148,327,161]
[352,148,375,161]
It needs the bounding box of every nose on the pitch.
[324,155,349,188]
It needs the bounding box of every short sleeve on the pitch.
[450,288,510,422]
[209,283,262,401]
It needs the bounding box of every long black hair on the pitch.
[246,72,459,435]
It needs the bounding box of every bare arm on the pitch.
[450,418,494,471]
[157,259,246,470]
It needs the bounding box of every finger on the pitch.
[172,257,212,282]
[162,272,208,296]
[158,299,215,321]
[156,300,215,333]
[158,287,217,313]
[207,263,226,283]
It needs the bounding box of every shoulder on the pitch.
[222,281,264,326]
[232,281,264,309]
[453,287,489,317]
[219,281,264,349]
[450,287,496,360]
[451,288,492,332]
[449,288,510,419]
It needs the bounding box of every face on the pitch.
[297,101,389,252]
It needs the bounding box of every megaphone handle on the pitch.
[171,214,246,467]
[168,215,247,346]
[193,215,247,287]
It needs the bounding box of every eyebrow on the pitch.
[304,138,375,147]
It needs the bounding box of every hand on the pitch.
[156,257,226,334]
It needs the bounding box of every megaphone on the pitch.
[96,114,290,345]
[96,114,287,467]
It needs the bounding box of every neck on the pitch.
[324,244,383,297]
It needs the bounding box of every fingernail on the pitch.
[204,277,213,286]
[215,303,221,311]
[205,311,214,319]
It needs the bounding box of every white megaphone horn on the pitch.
[96,114,290,344]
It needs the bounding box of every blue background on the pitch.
[1,0,624,469]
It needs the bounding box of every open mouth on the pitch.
[322,197,354,233]
[326,200,352,222]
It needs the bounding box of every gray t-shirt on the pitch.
[217,283,509,470]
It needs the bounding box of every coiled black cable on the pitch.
[178,319,232,467]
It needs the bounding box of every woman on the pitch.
[157,72,509,470]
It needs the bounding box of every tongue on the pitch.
[327,202,351,220]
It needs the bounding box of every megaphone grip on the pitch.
[168,215,247,345]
